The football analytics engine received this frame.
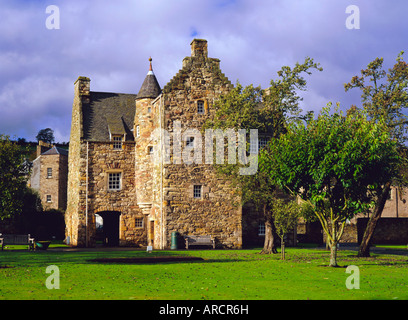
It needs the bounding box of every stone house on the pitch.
[65,39,252,248]
[29,142,68,211]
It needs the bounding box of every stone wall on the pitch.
[40,153,68,211]
[65,77,90,247]
[160,39,241,249]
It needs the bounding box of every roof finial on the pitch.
[149,57,153,72]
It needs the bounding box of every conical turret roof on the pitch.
[137,57,161,99]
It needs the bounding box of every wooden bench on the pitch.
[0,234,35,251]
[184,235,215,249]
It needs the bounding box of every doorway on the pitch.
[96,211,121,247]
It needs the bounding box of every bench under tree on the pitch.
[0,234,35,251]
[184,235,215,249]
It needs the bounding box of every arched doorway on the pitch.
[95,211,121,247]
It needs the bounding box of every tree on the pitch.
[261,105,400,266]
[272,198,301,260]
[205,57,322,254]
[345,52,408,257]
[36,128,55,144]
[0,135,29,220]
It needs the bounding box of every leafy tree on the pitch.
[261,105,400,266]
[0,135,29,220]
[36,128,55,144]
[205,58,322,254]
[345,52,408,257]
[272,197,301,260]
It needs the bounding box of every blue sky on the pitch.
[0,0,407,142]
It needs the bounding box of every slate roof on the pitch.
[137,58,161,99]
[82,92,137,141]
[42,146,69,156]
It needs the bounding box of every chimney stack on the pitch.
[190,39,208,58]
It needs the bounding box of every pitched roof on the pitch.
[42,146,68,156]
[137,58,161,99]
[82,92,137,141]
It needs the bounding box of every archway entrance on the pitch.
[95,211,121,247]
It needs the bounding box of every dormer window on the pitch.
[197,100,205,114]
[112,135,123,150]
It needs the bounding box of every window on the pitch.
[197,100,204,114]
[250,137,269,153]
[186,137,195,148]
[193,185,202,199]
[136,125,140,137]
[258,222,265,236]
[108,172,121,191]
[259,137,269,150]
[113,136,123,150]
[135,217,144,228]
[46,195,52,203]
[148,146,154,155]
[147,107,152,113]
[47,168,52,178]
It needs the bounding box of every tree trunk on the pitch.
[358,182,391,257]
[329,241,338,267]
[260,205,278,254]
[281,241,285,260]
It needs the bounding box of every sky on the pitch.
[0,0,407,143]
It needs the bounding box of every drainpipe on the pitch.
[396,187,399,218]
[86,141,89,247]
[159,94,164,249]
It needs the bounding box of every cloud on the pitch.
[0,0,407,142]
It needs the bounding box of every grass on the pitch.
[1,245,408,300]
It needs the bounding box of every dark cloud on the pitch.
[0,0,407,142]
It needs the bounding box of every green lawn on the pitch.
[1,245,408,300]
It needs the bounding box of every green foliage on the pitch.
[0,135,29,220]
[272,198,301,241]
[260,104,400,265]
[345,51,408,143]
[262,104,399,218]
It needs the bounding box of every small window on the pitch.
[108,172,122,191]
[259,137,269,150]
[135,217,144,228]
[47,168,52,178]
[46,195,52,203]
[258,222,265,236]
[193,185,202,199]
[147,107,152,113]
[148,146,154,154]
[136,126,140,137]
[197,100,204,114]
[186,137,195,148]
[113,136,123,150]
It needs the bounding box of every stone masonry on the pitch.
[65,39,243,248]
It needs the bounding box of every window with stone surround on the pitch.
[108,172,122,191]
[136,125,140,138]
[258,222,265,236]
[197,100,205,114]
[193,185,202,199]
[46,195,52,203]
[135,217,144,229]
[47,168,52,178]
[112,135,123,150]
